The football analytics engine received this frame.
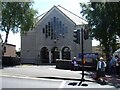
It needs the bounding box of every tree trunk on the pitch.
[2,30,10,55]
[4,31,9,44]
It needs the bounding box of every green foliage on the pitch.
[1,2,37,43]
[80,2,120,55]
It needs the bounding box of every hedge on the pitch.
[56,59,96,71]
[2,56,20,67]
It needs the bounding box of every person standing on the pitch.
[117,58,120,77]
[71,57,78,71]
[115,55,120,76]
[109,55,117,74]
[97,57,107,82]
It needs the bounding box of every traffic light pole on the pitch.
[81,28,84,81]
[78,28,88,86]
[78,28,84,86]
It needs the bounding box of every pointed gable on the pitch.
[57,5,87,25]
[36,5,87,26]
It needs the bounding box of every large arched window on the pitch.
[40,47,49,63]
[62,47,71,60]
[51,47,59,63]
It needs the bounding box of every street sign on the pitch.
[79,53,98,59]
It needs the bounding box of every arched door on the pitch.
[40,47,49,63]
[62,47,71,60]
[51,47,59,63]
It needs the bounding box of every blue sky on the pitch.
[33,0,89,16]
[1,0,100,51]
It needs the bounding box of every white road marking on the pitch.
[58,81,66,89]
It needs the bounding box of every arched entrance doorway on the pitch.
[40,47,49,63]
[62,47,71,60]
[51,47,59,63]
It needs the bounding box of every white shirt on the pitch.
[97,61,106,70]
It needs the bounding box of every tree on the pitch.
[80,2,120,56]
[1,2,37,54]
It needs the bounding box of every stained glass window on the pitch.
[42,17,68,40]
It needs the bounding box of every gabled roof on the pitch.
[57,5,87,25]
[36,5,87,25]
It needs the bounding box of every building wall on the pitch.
[21,7,92,64]
[21,31,36,64]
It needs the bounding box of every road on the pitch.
[1,76,63,88]
[0,65,118,89]
[1,76,117,89]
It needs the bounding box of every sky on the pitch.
[0,0,100,51]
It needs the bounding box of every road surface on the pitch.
[0,65,118,89]
[1,76,63,88]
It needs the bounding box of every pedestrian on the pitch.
[71,57,78,71]
[97,57,107,83]
[116,55,120,76]
[117,58,120,77]
[109,55,117,74]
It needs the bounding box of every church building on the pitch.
[21,5,92,64]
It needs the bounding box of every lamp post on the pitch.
[0,34,3,68]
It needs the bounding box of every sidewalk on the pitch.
[91,72,120,88]
[105,75,120,88]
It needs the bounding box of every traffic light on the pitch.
[73,29,80,44]
[84,29,89,40]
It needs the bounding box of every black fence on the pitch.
[2,56,20,67]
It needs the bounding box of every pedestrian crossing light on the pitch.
[73,29,80,44]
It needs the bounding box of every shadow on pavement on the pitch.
[91,72,120,88]
[104,75,120,88]
[36,76,95,82]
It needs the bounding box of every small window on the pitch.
[51,33,53,39]
[54,17,56,23]
[48,22,50,26]
[45,25,47,30]
[45,34,48,38]
[43,28,45,33]
[48,31,50,36]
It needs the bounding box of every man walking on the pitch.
[97,57,107,83]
